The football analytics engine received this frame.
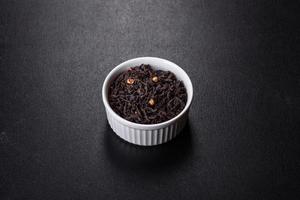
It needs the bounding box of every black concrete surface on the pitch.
[0,0,299,199]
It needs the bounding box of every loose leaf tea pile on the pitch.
[108,64,187,124]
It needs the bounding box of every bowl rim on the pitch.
[102,57,193,129]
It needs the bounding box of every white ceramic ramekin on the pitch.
[102,57,193,146]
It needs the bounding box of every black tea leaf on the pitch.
[108,64,187,124]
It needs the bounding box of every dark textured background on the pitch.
[0,0,299,199]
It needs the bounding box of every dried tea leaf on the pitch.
[108,64,187,124]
